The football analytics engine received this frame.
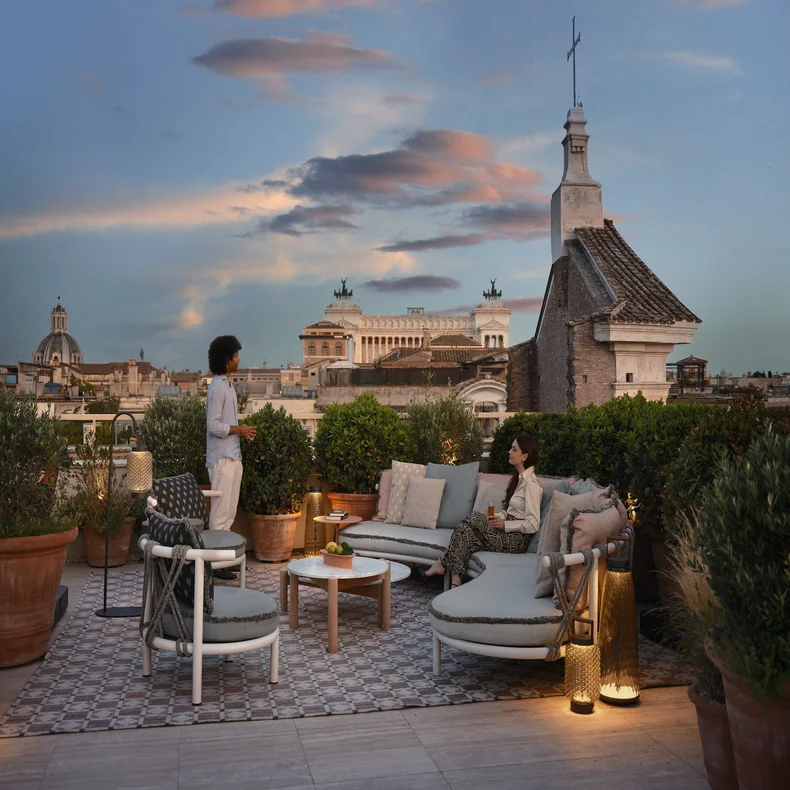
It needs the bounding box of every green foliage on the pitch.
[239,404,312,515]
[0,391,72,538]
[488,412,542,474]
[140,396,209,485]
[85,397,120,414]
[56,420,84,447]
[314,393,412,494]
[406,390,483,465]
[60,441,132,537]
[695,427,790,702]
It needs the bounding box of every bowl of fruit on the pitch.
[321,541,356,568]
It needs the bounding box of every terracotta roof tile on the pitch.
[429,334,482,347]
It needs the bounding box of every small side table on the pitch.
[312,515,362,545]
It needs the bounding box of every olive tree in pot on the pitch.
[0,392,78,667]
[695,426,790,789]
[240,404,312,561]
[314,393,412,520]
[62,439,136,568]
[664,510,737,790]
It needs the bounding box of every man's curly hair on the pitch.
[208,335,241,376]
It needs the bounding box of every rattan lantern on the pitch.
[565,617,600,714]
[127,445,153,498]
[599,551,640,706]
[303,486,325,557]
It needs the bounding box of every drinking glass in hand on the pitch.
[487,502,495,518]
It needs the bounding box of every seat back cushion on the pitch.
[533,486,614,598]
[385,460,427,524]
[569,477,603,495]
[562,498,628,607]
[152,473,209,523]
[426,461,480,529]
[527,475,575,553]
[472,480,508,516]
[401,477,446,529]
[477,472,511,487]
[147,509,213,614]
[373,469,393,522]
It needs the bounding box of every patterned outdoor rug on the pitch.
[0,567,692,737]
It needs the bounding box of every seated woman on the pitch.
[426,435,541,588]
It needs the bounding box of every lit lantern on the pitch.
[127,445,153,498]
[303,486,325,557]
[599,553,640,706]
[565,617,600,715]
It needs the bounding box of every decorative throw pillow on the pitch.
[426,461,480,529]
[401,477,446,529]
[373,469,393,522]
[146,509,213,614]
[385,460,427,524]
[152,473,209,524]
[527,476,575,554]
[533,486,614,598]
[570,477,603,496]
[477,472,512,487]
[561,499,628,607]
[473,480,508,516]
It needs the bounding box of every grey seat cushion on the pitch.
[429,552,565,647]
[340,521,453,561]
[163,586,278,643]
[200,529,247,559]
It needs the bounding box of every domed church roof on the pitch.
[33,297,84,366]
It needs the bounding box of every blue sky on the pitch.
[1,0,787,375]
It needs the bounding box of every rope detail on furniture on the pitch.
[139,537,193,657]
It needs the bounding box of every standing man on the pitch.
[206,336,256,578]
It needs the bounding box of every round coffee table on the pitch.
[312,515,362,545]
[280,557,411,654]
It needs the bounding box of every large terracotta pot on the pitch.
[326,492,378,522]
[248,513,300,562]
[707,642,790,789]
[0,527,78,667]
[687,682,739,790]
[83,516,135,568]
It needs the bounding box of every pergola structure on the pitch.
[668,355,708,395]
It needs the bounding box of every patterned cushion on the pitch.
[401,477,446,530]
[385,460,426,524]
[152,474,208,523]
[146,509,213,614]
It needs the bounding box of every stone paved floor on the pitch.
[0,564,707,790]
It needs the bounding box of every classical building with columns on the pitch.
[507,105,700,411]
[302,283,511,368]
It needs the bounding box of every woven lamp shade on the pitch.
[565,619,600,714]
[599,556,640,706]
[303,487,325,557]
[126,448,153,497]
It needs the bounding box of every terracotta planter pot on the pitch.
[83,516,135,568]
[248,513,300,562]
[707,642,790,789]
[0,527,78,668]
[326,492,378,522]
[687,682,739,790]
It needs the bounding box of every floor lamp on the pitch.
[95,411,152,618]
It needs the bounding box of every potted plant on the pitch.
[695,426,790,788]
[240,404,312,561]
[0,392,78,667]
[664,510,737,790]
[314,393,413,520]
[63,439,136,567]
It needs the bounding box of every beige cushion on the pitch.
[373,469,393,522]
[341,521,453,561]
[401,477,446,529]
[473,480,508,515]
[385,460,426,524]
[534,486,613,598]
[561,499,628,606]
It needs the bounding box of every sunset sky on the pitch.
[1,0,787,374]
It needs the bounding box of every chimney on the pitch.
[550,106,604,262]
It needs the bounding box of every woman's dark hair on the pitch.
[208,335,241,376]
[504,434,540,509]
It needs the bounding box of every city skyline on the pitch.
[1,0,787,374]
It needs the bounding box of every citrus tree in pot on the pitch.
[695,426,790,789]
[240,404,312,561]
[62,439,136,568]
[314,393,412,520]
[0,391,78,667]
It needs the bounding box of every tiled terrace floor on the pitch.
[0,564,708,790]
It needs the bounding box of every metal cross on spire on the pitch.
[567,16,581,107]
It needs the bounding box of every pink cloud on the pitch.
[214,0,377,17]
[475,69,515,86]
